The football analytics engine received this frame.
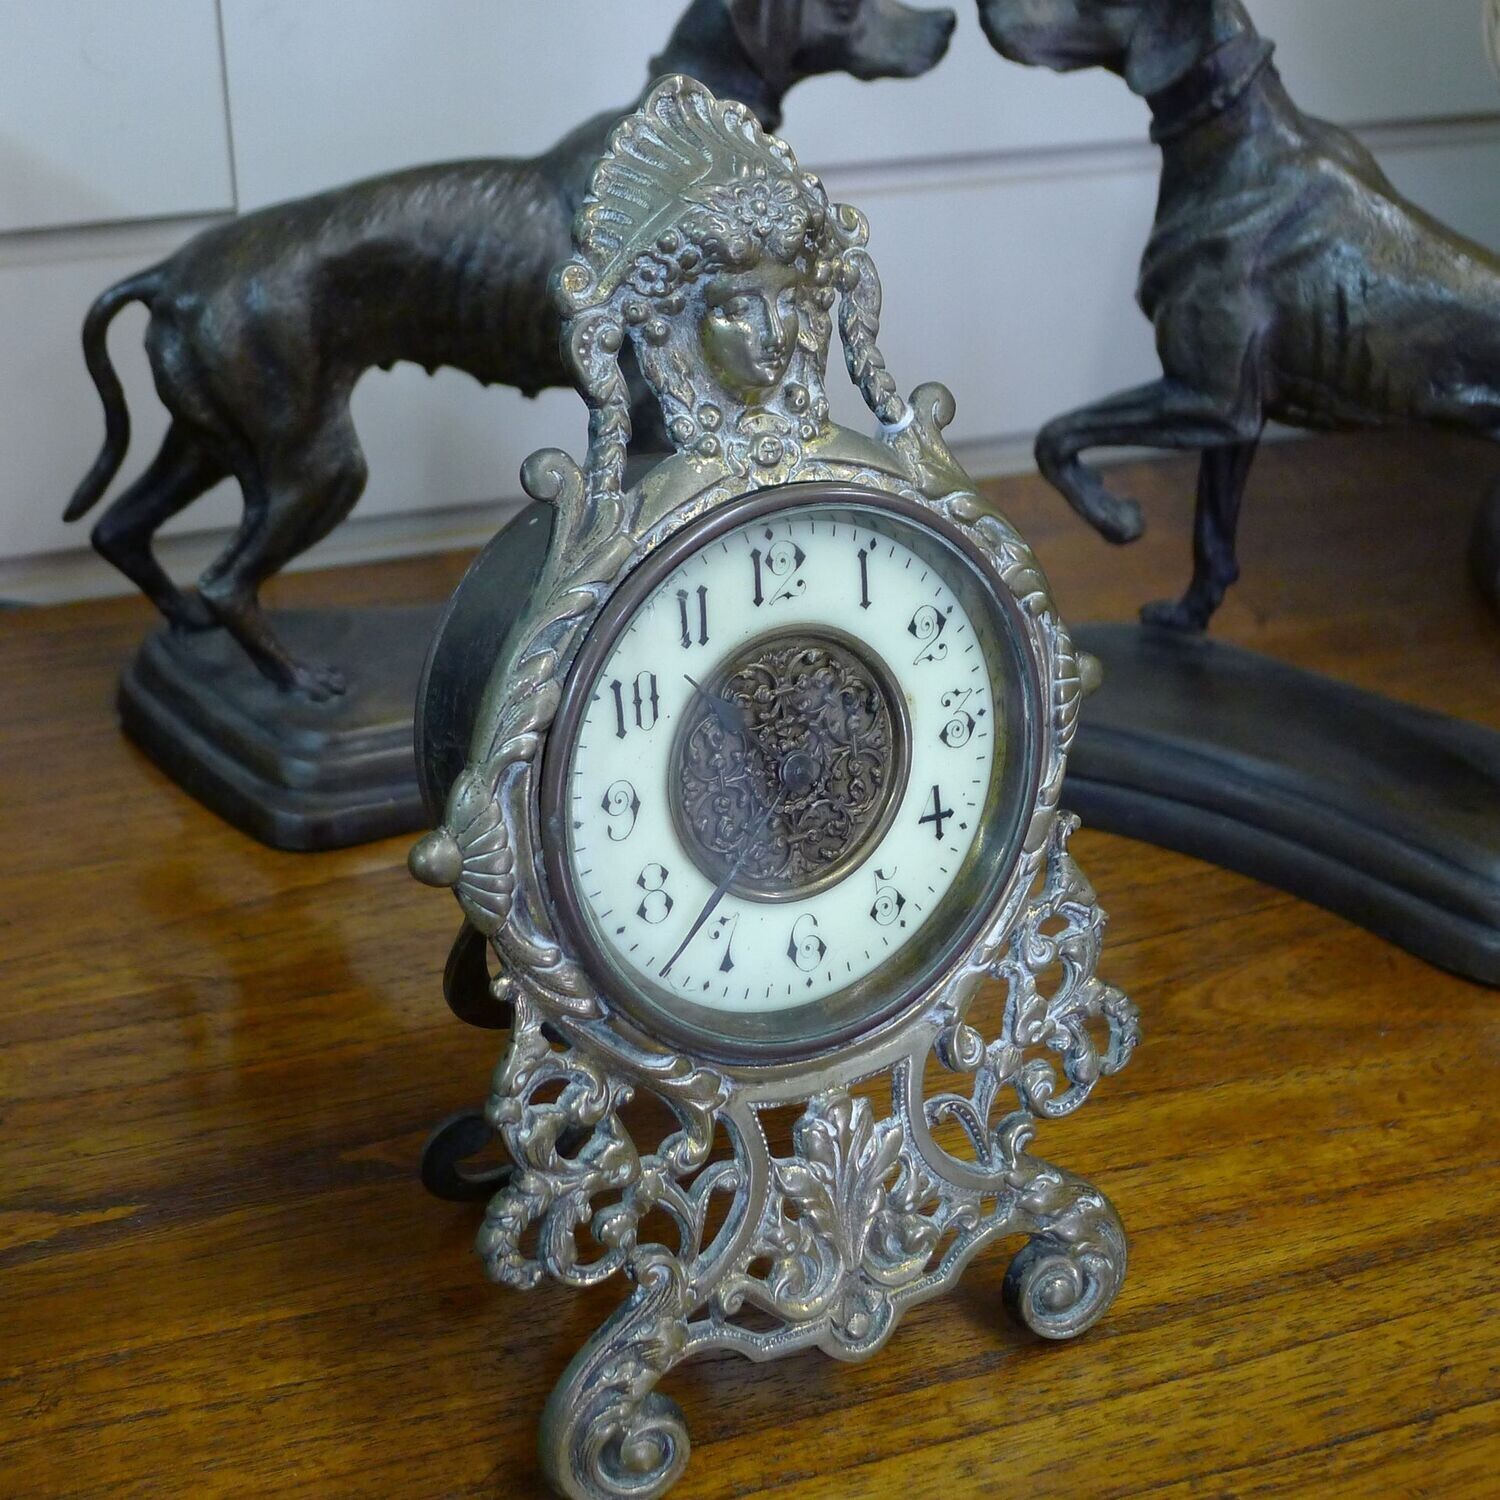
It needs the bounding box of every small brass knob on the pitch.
[409,828,462,888]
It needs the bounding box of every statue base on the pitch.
[1068,624,1500,987]
[1473,480,1500,616]
[118,605,440,851]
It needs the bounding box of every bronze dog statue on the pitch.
[66,0,954,696]
[978,0,1500,629]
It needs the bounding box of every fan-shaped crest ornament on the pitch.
[567,73,815,286]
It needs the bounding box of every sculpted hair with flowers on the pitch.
[552,73,907,502]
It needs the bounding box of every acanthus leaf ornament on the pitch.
[413,76,1141,1500]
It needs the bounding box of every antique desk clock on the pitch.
[410,76,1140,1500]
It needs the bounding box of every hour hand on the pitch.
[683,673,750,737]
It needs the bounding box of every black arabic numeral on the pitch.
[635,863,673,924]
[918,784,953,841]
[601,779,640,841]
[939,688,977,748]
[908,604,951,665]
[750,527,806,607]
[713,912,739,973]
[869,866,907,927]
[787,912,828,977]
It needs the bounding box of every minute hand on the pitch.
[659,792,782,979]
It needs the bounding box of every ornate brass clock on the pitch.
[410,76,1140,1500]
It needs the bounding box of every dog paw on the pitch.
[1099,496,1145,545]
[167,591,218,633]
[286,659,347,701]
[1140,597,1208,632]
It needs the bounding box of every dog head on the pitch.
[730,0,957,90]
[976,0,1240,97]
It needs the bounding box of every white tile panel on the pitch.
[7,122,1498,585]
[0,0,233,233]
[219,0,1500,210]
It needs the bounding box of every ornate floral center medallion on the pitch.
[672,629,906,899]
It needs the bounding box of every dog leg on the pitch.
[1143,437,1261,630]
[198,411,368,699]
[89,423,225,631]
[1035,377,1260,543]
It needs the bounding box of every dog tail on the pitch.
[63,267,161,521]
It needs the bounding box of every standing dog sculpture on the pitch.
[978,0,1500,629]
[65,0,954,696]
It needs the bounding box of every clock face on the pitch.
[540,485,1039,1059]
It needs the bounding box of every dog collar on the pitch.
[1148,33,1276,145]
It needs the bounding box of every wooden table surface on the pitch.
[3,432,1498,1498]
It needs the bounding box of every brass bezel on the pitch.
[537,482,1042,1066]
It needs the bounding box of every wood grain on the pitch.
[2,431,1497,1498]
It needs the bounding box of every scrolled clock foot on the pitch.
[1002,1164,1127,1341]
[1003,1232,1121,1340]
[540,1254,695,1500]
[543,1389,690,1500]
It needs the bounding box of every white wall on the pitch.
[3,0,1500,601]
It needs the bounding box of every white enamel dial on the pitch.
[549,492,1029,1050]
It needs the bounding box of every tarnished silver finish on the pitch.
[411,76,1136,1500]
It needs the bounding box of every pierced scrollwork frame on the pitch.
[411,76,1139,1500]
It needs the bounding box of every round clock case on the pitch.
[417,479,1042,1066]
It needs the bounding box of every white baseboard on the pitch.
[0,492,523,606]
[0,430,1036,605]
[0,426,1313,607]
